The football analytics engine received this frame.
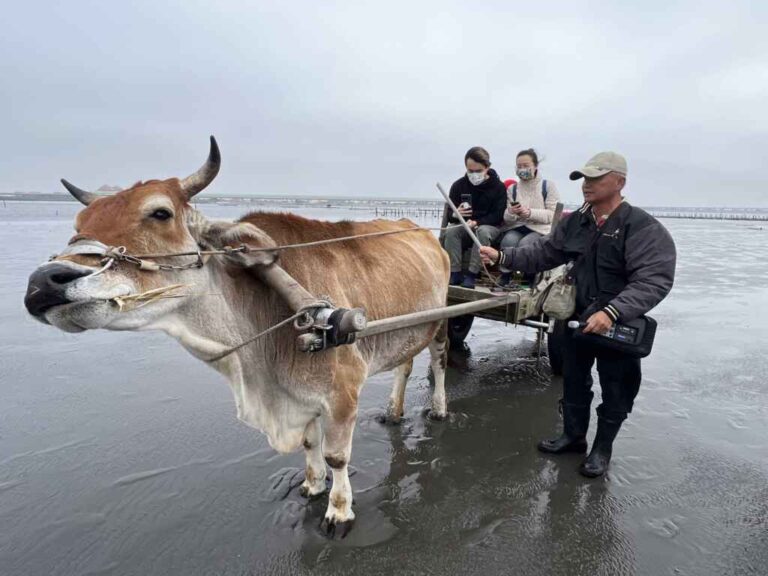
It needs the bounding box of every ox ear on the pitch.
[180,135,221,199]
[61,179,100,206]
[197,221,278,268]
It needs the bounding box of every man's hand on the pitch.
[458,205,473,218]
[583,311,613,334]
[467,219,478,229]
[479,246,499,265]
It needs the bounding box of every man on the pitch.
[444,146,507,289]
[480,152,676,477]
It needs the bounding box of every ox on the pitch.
[24,137,450,536]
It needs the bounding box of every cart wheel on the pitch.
[447,314,475,348]
[547,319,566,376]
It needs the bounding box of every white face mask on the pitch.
[516,167,535,181]
[467,171,486,186]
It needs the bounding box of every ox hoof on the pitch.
[299,482,327,500]
[320,515,355,539]
[426,409,448,421]
[375,412,404,426]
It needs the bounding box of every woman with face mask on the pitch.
[497,148,561,287]
[443,146,508,288]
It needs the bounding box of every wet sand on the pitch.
[0,201,766,575]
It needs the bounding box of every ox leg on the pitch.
[320,418,356,538]
[319,390,360,537]
[427,323,449,420]
[383,358,413,425]
[299,417,327,499]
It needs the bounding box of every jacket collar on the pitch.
[578,199,631,227]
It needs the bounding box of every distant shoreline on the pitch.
[0,192,768,222]
[1,192,766,215]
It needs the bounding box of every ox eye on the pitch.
[150,208,173,221]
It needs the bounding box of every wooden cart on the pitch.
[437,202,567,375]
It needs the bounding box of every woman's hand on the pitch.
[511,203,531,218]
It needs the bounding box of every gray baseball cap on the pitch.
[569,151,628,180]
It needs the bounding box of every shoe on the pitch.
[579,416,623,478]
[449,272,463,286]
[498,272,512,286]
[461,272,477,289]
[537,403,590,454]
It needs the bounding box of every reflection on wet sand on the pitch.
[298,347,629,574]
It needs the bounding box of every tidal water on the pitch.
[0,201,766,576]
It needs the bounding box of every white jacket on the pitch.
[502,175,560,235]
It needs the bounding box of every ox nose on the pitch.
[25,262,92,317]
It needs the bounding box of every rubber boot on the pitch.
[449,271,463,286]
[579,416,623,478]
[461,272,477,289]
[537,403,590,454]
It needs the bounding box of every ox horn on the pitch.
[179,135,221,199]
[61,179,100,206]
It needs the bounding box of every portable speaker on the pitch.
[569,315,657,358]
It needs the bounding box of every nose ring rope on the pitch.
[86,258,115,278]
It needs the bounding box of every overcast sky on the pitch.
[2,1,767,207]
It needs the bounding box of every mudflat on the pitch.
[1,201,766,576]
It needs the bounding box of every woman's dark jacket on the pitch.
[447,169,507,226]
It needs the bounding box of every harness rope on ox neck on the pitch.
[52,225,451,274]
[46,218,505,361]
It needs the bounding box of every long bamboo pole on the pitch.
[356,293,519,339]
[435,182,484,251]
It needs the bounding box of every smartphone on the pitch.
[460,194,472,207]
[510,200,520,207]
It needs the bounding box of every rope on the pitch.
[121,224,510,289]
[92,222,520,359]
[205,301,331,363]
[130,226,448,259]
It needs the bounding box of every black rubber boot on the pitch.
[537,403,590,454]
[579,416,623,478]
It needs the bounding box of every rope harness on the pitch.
[54,227,448,272]
[50,223,512,361]
[206,299,335,363]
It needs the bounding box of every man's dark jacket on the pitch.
[447,169,507,226]
[500,201,676,322]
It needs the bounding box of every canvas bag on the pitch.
[542,213,602,320]
[542,266,577,320]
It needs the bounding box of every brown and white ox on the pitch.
[24,138,450,536]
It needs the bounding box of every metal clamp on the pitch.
[296,307,367,352]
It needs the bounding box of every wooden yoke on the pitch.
[254,263,321,312]
[196,218,367,352]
